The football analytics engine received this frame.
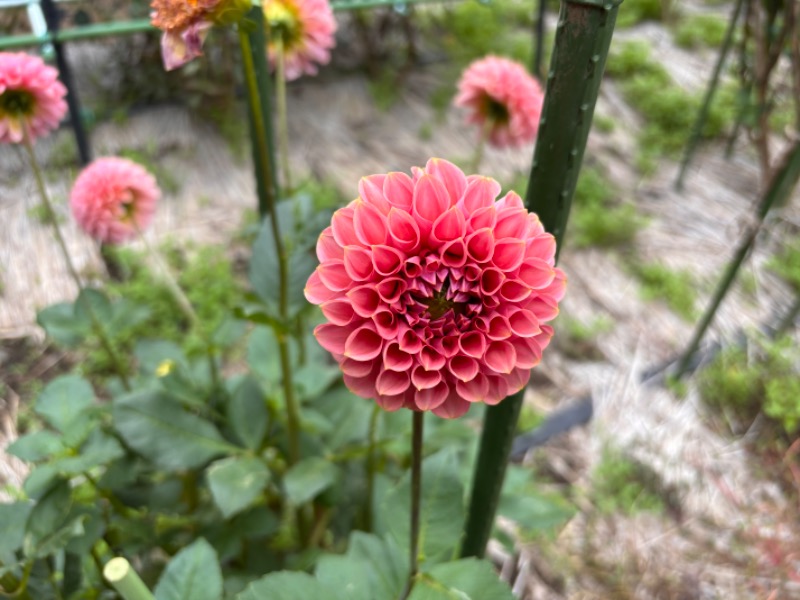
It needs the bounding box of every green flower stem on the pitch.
[461,0,621,560]
[363,403,382,532]
[103,558,154,600]
[675,0,745,190]
[275,35,293,194]
[21,126,131,391]
[239,23,302,466]
[399,411,424,600]
[674,138,800,378]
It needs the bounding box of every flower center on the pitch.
[422,289,459,320]
[481,95,510,125]
[150,0,209,31]
[0,89,35,117]
[265,1,302,48]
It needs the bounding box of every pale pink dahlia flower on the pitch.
[0,52,67,144]
[455,56,544,149]
[151,0,251,71]
[264,0,337,81]
[70,158,161,245]
[305,159,565,419]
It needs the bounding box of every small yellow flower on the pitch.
[155,359,176,378]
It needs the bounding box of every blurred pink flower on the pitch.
[305,159,565,419]
[0,52,67,144]
[265,0,337,81]
[151,0,250,71]
[455,56,544,148]
[70,158,161,245]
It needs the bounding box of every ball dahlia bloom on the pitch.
[454,55,544,149]
[0,52,67,144]
[305,159,565,419]
[150,0,251,71]
[264,0,337,81]
[70,157,161,245]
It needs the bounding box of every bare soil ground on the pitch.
[2,9,800,598]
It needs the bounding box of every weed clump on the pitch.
[593,447,666,515]
[630,262,697,320]
[673,14,728,49]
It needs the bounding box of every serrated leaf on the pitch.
[236,572,328,600]
[207,456,271,519]
[408,559,514,600]
[227,377,268,451]
[35,375,94,433]
[283,458,339,505]
[36,302,89,347]
[113,390,236,471]
[7,430,65,462]
[154,538,223,600]
[381,449,464,566]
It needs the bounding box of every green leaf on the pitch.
[35,375,95,433]
[311,387,373,451]
[154,538,223,600]
[53,430,125,476]
[283,458,339,505]
[25,480,73,553]
[74,287,113,323]
[408,559,514,600]
[7,431,65,462]
[135,340,189,376]
[498,466,575,535]
[314,555,373,600]
[0,502,33,560]
[113,390,236,471]
[207,456,271,519]
[381,449,465,565]
[107,298,151,338]
[236,572,328,600]
[247,326,281,386]
[36,302,90,347]
[293,363,341,401]
[65,505,105,555]
[32,516,86,558]
[342,532,406,600]
[227,377,268,451]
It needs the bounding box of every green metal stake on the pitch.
[460,0,622,559]
[103,558,155,600]
[675,0,745,190]
[674,138,800,378]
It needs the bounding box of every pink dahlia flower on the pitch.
[305,159,565,419]
[70,157,161,245]
[454,56,544,149]
[264,0,337,81]
[151,0,251,71]
[0,52,67,144]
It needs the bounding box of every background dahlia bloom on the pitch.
[264,0,337,81]
[70,158,161,245]
[0,52,66,144]
[305,159,565,419]
[454,56,545,148]
[150,0,251,71]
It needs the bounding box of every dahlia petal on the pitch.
[398,327,423,354]
[347,286,381,318]
[541,269,567,302]
[467,205,497,232]
[315,323,359,355]
[331,204,359,247]
[459,331,487,359]
[376,393,408,412]
[526,234,557,264]
[484,375,510,405]
[440,239,468,268]
[484,340,517,374]
[354,200,388,246]
[161,22,211,72]
[511,337,542,369]
[499,280,533,303]
[376,277,407,304]
[320,299,357,325]
[343,246,375,281]
[384,342,414,372]
[412,175,450,223]
[425,158,467,205]
[431,206,466,247]
[496,191,525,210]
[461,176,501,213]
[505,368,531,395]
[317,261,352,292]
[456,373,490,403]
[387,208,421,253]
[534,325,554,352]
[373,309,399,339]
[528,297,560,322]
[317,229,344,262]
[411,365,442,390]
[344,325,384,361]
[414,381,449,411]
[487,315,512,340]
[448,355,480,382]
[343,372,378,398]
[358,175,391,214]
[372,245,405,276]
[432,392,471,419]
[518,258,556,289]
[480,268,505,296]
[494,207,529,239]
[419,346,447,371]
[376,369,411,396]
[508,308,541,337]
[341,358,374,378]
[492,239,526,272]
[383,172,415,210]
[466,228,495,263]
